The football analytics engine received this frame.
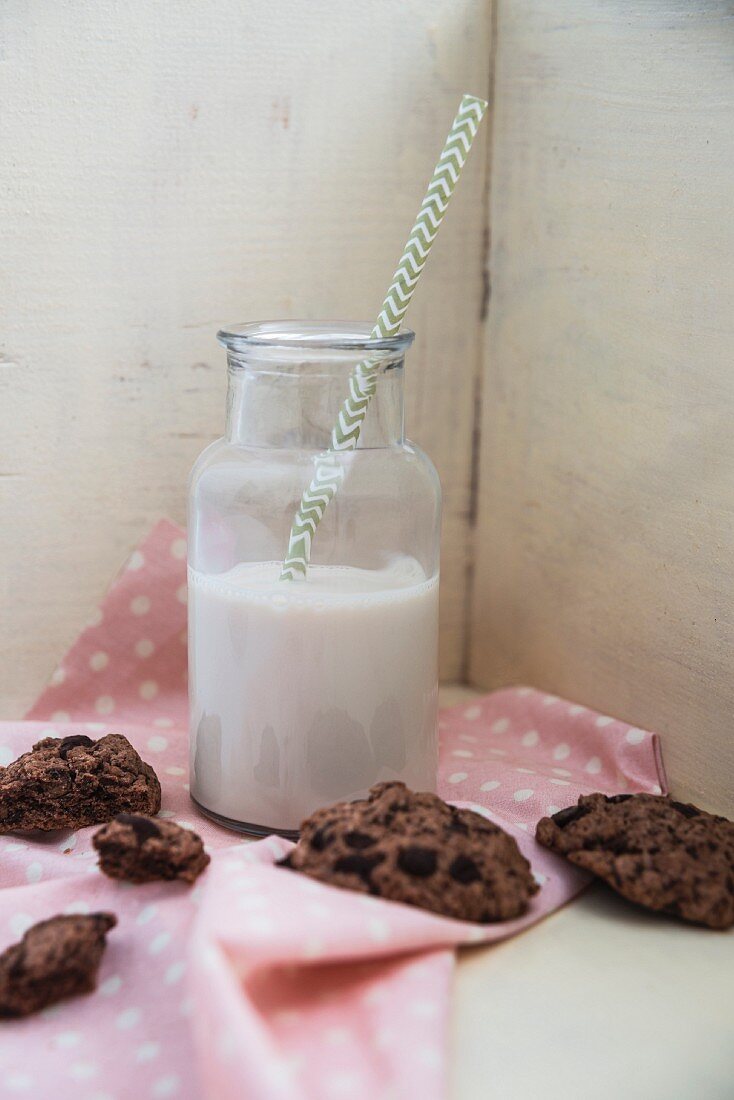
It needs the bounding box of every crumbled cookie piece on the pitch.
[0,913,116,1017]
[536,793,734,930]
[0,734,161,832]
[93,813,210,884]
[278,781,538,923]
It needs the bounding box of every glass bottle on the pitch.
[188,321,440,836]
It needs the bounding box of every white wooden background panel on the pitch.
[0,0,491,715]
[470,0,734,815]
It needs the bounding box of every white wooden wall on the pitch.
[0,0,491,714]
[471,0,734,815]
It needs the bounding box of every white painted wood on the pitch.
[0,0,490,714]
[470,0,734,815]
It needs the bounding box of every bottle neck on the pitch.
[225,361,405,449]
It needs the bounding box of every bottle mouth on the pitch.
[217,320,415,359]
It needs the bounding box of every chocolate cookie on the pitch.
[278,782,539,923]
[0,734,161,832]
[536,793,734,930]
[0,913,116,1017]
[93,813,210,884]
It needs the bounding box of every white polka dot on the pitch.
[447,772,468,784]
[139,680,159,701]
[650,783,663,795]
[367,917,391,943]
[50,667,66,686]
[130,595,150,616]
[149,931,171,955]
[3,1073,33,1091]
[116,1007,141,1029]
[533,871,548,886]
[69,1063,96,1081]
[85,722,106,731]
[521,729,539,747]
[157,809,176,819]
[0,745,14,766]
[546,805,561,815]
[147,735,168,753]
[171,538,187,559]
[516,767,535,774]
[136,904,157,926]
[89,651,109,672]
[152,1076,180,1098]
[491,717,509,734]
[165,961,186,985]
[54,1031,81,1049]
[86,607,103,627]
[595,715,614,727]
[552,767,572,777]
[9,913,33,938]
[626,727,646,745]
[585,756,602,774]
[136,1042,160,1063]
[179,996,193,1017]
[568,704,585,716]
[64,900,89,915]
[127,550,145,571]
[176,820,195,830]
[550,778,571,786]
[458,733,477,743]
[452,748,473,758]
[516,822,529,831]
[153,717,173,728]
[553,742,571,761]
[176,584,187,605]
[165,765,186,777]
[463,705,482,720]
[94,695,115,716]
[513,788,534,802]
[489,747,507,756]
[134,638,155,659]
[25,862,42,884]
[543,694,559,706]
[480,779,500,792]
[99,975,122,996]
[51,710,70,723]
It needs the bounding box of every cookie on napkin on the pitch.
[278,781,538,923]
[0,734,161,832]
[0,913,116,1017]
[536,793,734,930]
[93,813,210,884]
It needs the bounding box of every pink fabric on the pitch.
[0,520,667,1100]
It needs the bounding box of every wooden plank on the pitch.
[470,0,734,814]
[0,0,491,713]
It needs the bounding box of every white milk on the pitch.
[188,558,439,834]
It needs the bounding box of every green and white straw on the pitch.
[280,93,488,581]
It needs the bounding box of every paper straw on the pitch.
[280,93,488,581]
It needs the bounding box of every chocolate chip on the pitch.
[333,854,383,884]
[57,735,95,759]
[551,803,592,828]
[671,801,700,819]
[397,846,437,877]
[344,830,375,850]
[115,813,161,843]
[310,828,331,851]
[449,855,480,884]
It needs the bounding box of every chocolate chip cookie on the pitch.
[0,734,161,832]
[0,913,117,1017]
[536,793,734,930]
[278,782,539,923]
[93,813,210,883]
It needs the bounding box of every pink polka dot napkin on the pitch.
[0,520,667,1100]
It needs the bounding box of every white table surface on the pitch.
[439,685,734,1100]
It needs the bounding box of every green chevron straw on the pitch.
[280,93,488,581]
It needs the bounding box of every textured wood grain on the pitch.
[0,0,490,714]
[470,0,734,814]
